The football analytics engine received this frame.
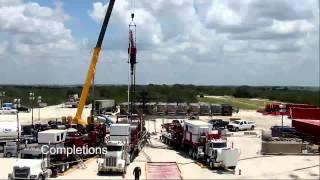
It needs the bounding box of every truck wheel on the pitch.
[5,152,12,157]
[209,160,214,170]
[130,154,134,162]
[188,149,193,157]
[65,163,69,170]
[60,164,65,173]
[38,175,45,180]
[235,127,239,132]
[251,126,255,130]
[192,151,197,160]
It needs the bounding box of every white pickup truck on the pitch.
[227,120,255,131]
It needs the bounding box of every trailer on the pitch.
[156,103,167,115]
[95,99,115,114]
[177,103,188,115]
[290,107,320,120]
[221,104,233,116]
[199,103,210,115]
[257,103,317,116]
[167,103,177,115]
[210,104,222,116]
[189,103,200,115]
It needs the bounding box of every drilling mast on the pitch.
[128,13,137,122]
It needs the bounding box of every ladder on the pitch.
[74,155,87,169]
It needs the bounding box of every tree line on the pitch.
[0,85,318,107]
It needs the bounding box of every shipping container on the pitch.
[290,108,320,120]
[292,119,320,143]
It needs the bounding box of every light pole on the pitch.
[14,98,20,154]
[37,96,42,121]
[279,104,286,137]
[29,92,35,127]
[0,91,5,107]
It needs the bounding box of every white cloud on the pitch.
[0,0,75,57]
[0,0,318,86]
[88,0,318,86]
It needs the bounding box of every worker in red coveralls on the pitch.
[133,166,141,180]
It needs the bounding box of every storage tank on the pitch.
[199,103,210,115]
[157,103,167,115]
[189,103,200,115]
[177,103,188,115]
[211,104,222,116]
[0,122,21,140]
[167,103,177,115]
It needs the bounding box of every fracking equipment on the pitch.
[161,120,240,170]
[128,12,137,120]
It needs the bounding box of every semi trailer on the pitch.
[161,120,240,170]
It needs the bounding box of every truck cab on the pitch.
[97,141,129,174]
[8,148,51,180]
[201,139,240,170]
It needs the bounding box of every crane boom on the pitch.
[74,0,116,126]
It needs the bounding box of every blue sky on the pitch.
[0,0,319,86]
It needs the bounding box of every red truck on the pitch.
[161,120,240,170]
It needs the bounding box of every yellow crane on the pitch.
[74,0,116,126]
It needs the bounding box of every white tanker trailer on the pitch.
[0,122,21,142]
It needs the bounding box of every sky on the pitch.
[0,0,319,86]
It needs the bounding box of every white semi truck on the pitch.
[97,124,131,174]
[8,150,52,180]
[161,120,240,170]
[8,129,70,180]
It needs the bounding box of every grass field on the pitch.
[198,96,275,110]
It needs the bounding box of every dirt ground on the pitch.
[0,104,91,125]
[0,106,319,179]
